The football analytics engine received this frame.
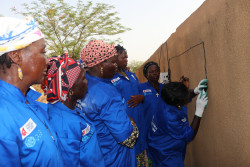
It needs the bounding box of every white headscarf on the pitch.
[0,16,44,56]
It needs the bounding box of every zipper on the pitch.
[26,101,55,142]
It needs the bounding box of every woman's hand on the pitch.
[127,95,144,108]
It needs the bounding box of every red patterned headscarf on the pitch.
[80,40,117,67]
[42,53,82,103]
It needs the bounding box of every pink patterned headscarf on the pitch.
[80,40,117,67]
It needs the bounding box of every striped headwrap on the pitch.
[0,16,44,56]
[80,40,117,67]
[42,53,82,103]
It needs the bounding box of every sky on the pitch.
[1,0,205,63]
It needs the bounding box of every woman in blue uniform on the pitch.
[139,61,164,166]
[110,45,147,166]
[77,40,139,167]
[42,54,105,167]
[139,61,164,140]
[0,17,64,166]
[148,82,208,167]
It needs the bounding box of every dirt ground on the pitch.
[32,84,48,103]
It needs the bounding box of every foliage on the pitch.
[128,60,144,73]
[12,0,130,59]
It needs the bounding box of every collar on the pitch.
[49,101,77,114]
[49,101,87,119]
[116,69,130,80]
[86,71,111,84]
[0,79,27,103]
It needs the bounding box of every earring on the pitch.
[100,67,103,77]
[17,65,23,80]
[69,90,74,96]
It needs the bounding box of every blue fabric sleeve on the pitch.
[0,139,21,166]
[26,88,41,101]
[138,84,144,95]
[100,96,133,143]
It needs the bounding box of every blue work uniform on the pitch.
[148,99,194,167]
[0,80,64,167]
[76,72,136,167]
[111,70,147,155]
[139,82,164,139]
[48,102,105,167]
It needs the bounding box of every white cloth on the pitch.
[0,16,44,56]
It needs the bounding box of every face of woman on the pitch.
[116,51,128,70]
[71,68,88,100]
[21,38,48,85]
[102,56,118,79]
[146,65,160,83]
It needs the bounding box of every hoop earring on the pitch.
[100,67,103,77]
[69,90,74,96]
[17,65,23,80]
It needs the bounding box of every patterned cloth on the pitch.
[80,40,117,67]
[0,16,44,56]
[42,53,81,103]
[118,122,139,148]
[136,151,147,167]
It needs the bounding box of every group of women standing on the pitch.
[0,16,208,167]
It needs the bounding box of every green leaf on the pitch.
[12,0,131,60]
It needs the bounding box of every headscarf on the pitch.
[0,16,44,56]
[80,40,117,67]
[143,61,160,78]
[42,53,83,104]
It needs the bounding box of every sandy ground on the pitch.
[32,84,48,103]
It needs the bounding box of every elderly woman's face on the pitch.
[102,56,118,79]
[21,38,48,84]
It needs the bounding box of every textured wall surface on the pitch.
[135,0,250,166]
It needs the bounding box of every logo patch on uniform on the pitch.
[34,130,43,142]
[181,117,187,122]
[82,124,90,136]
[111,77,120,83]
[143,89,153,96]
[82,124,94,143]
[20,118,37,140]
[143,89,152,93]
[24,136,36,148]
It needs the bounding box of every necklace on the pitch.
[156,93,159,97]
